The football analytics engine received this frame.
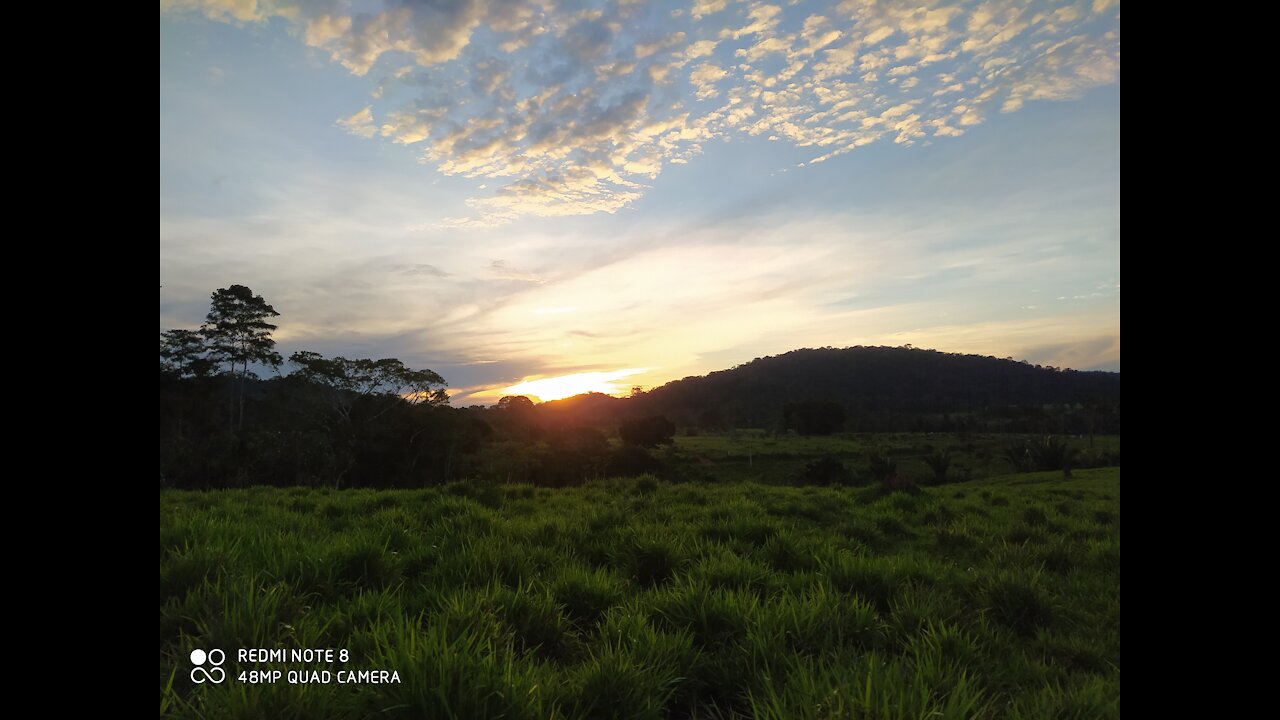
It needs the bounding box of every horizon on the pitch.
[458,343,1122,405]
[161,0,1120,407]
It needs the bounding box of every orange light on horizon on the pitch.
[498,368,648,402]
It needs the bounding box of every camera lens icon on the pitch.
[190,648,226,684]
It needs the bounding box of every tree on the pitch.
[498,395,536,412]
[201,285,283,430]
[159,329,213,378]
[159,329,215,448]
[784,400,845,436]
[289,352,448,411]
[496,395,541,441]
[289,351,449,488]
[619,415,676,448]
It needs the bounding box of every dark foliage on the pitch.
[163,290,1119,490]
[619,415,676,448]
[160,285,468,489]
[634,346,1120,433]
[606,445,662,477]
[783,400,846,435]
[527,427,612,487]
[923,449,952,484]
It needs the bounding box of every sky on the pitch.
[159,0,1120,405]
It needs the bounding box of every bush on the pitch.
[619,415,676,448]
[923,450,952,484]
[607,445,662,477]
[1033,437,1081,478]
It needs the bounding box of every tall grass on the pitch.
[160,467,1120,718]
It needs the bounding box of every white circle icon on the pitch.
[189,648,226,684]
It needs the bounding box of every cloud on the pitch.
[691,0,731,21]
[690,62,729,99]
[390,263,449,277]
[635,31,686,59]
[163,0,1120,224]
[337,106,376,138]
[160,0,287,23]
[684,39,719,60]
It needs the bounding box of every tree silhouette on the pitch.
[202,285,282,430]
[159,329,213,378]
[619,415,675,448]
[784,400,845,436]
[289,351,448,488]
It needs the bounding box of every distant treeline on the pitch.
[649,346,1122,432]
[161,286,1118,489]
[541,346,1120,435]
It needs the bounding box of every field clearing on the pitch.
[160,468,1119,719]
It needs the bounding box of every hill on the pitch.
[614,346,1119,433]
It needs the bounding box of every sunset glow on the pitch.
[497,369,648,403]
[161,0,1119,403]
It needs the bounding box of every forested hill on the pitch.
[632,346,1120,432]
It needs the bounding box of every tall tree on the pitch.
[159,328,213,445]
[289,351,449,487]
[202,285,282,430]
[159,329,213,378]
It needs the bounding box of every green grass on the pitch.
[160,466,1119,719]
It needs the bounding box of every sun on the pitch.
[500,368,647,402]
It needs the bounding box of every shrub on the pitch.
[1033,437,1082,478]
[619,415,676,448]
[923,450,952,484]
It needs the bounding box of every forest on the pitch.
[161,285,1119,490]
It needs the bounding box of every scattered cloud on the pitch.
[337,106,376,138]
[163,0,1119,225]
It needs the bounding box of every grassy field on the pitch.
[160,461,1119,719]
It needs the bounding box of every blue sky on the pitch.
[160,0,1120,404]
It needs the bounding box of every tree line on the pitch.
[631,346,1121,435]
[161,286,1119,489]
[160,285,677,489]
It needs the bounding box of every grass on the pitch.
[160,461,1119,719]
